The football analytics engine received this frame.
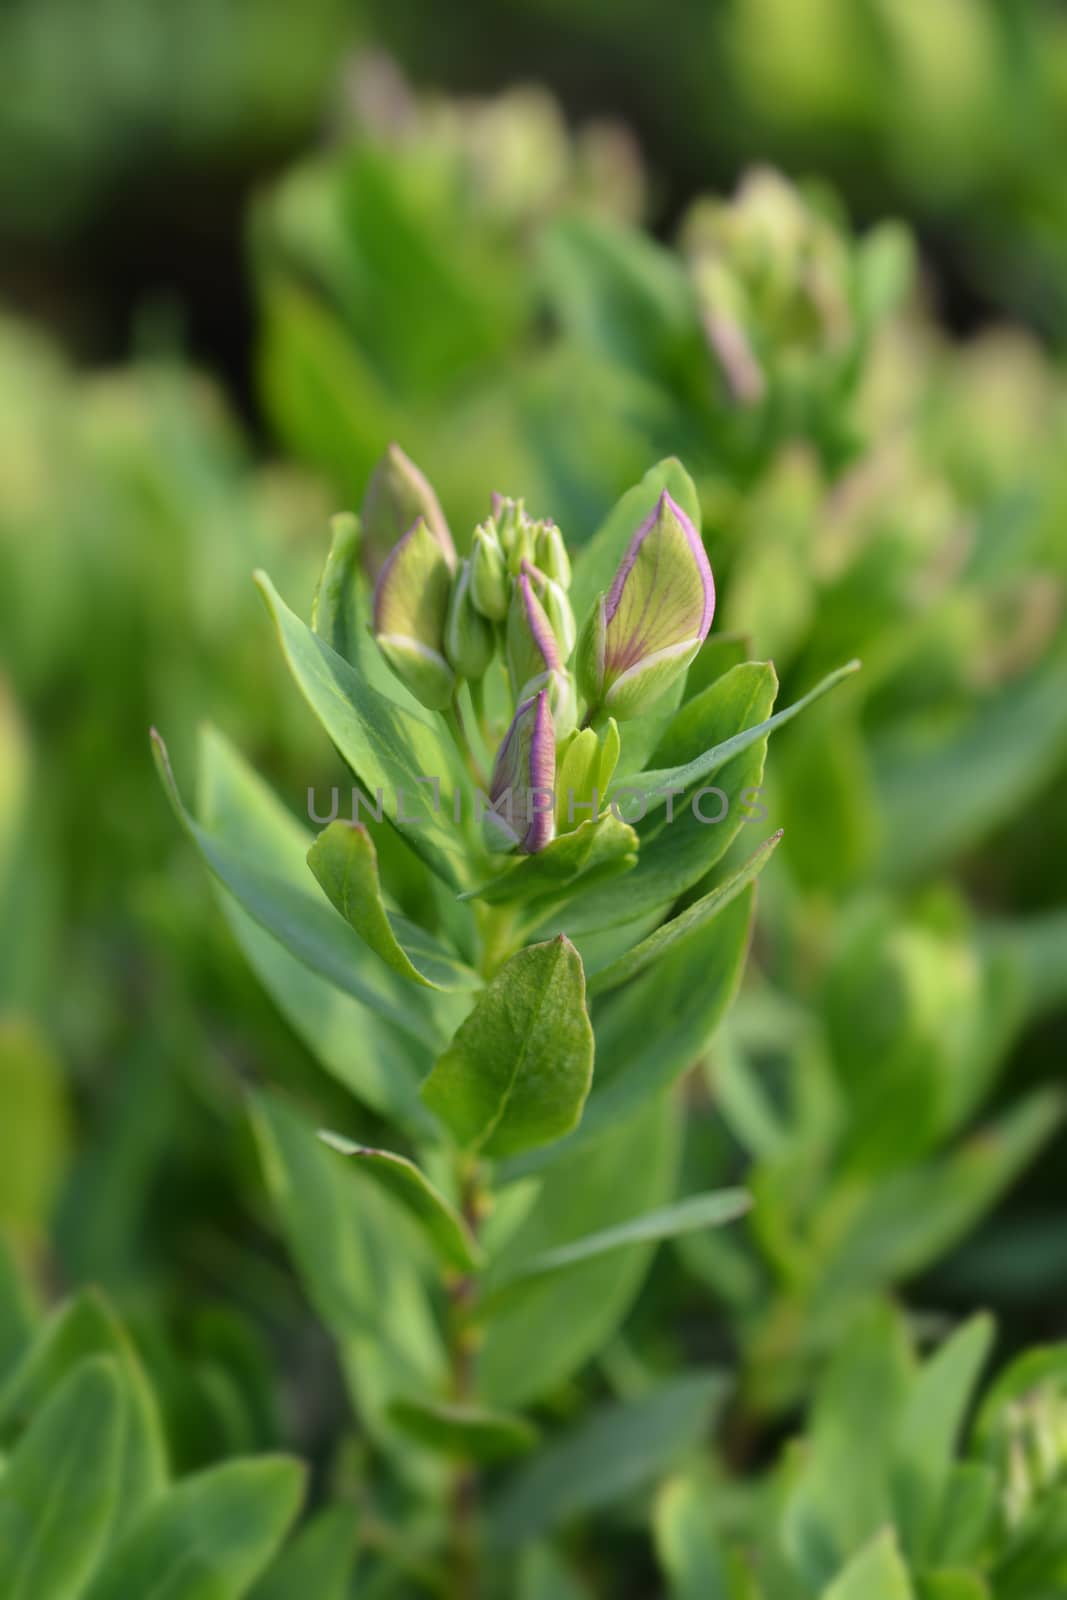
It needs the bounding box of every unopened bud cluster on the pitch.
[365,445,715,857]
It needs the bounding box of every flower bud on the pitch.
[507,567,576,736]
[507,567,561,694]
[361,443,455,580]
[523,559,576,659]
[555,719,619,830]
[470,522,509,620]
[372,517,455,710]
[444,558,494,681]
[533,519,571,588]
[577,491,714,720]
[483,690,556,855]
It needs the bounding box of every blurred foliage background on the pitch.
[2,0,1067,1593]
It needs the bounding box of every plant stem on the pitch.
[444,694,487,789]
[446,1157,485,1599]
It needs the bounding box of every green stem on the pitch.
[468,673,486,734]
[446,1157,486,1600]
[443,694,486,788]
[475,903,522,980]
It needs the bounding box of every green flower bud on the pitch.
[361,443,455,580]
[444,558,494,681]
[372,517,455,710]
[533,520,571,588]
[491,493,524,543]
[523,559,576,659]
[555,718,620,830]
[577,491,715,720]
[506,567,576,737]
[470,522,509,620]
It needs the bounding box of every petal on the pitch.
[603,491,714,677]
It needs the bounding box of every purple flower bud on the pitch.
[361,443,455,580]
[372,516,455,709]
[577,491,715,720]
[507,567,576,735]
[484,690,556,855]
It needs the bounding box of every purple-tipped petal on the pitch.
[487,690,556,854]
[602,490,714,677]
[518,566,562,671]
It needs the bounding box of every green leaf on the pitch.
[251,1095,447,1441]
[249,1506,358,1600]
[570,458,703,626]
[255,572,469,887]
[461,814,638,908]
[586,832,781,994]
[479,1098,677,1408]
[310,511,363,664]
[84,1457,305,1600]
[490,1373,725,1547]
[562,661,779,934]
[195,727,430,1128]
[0,1017,70,1238]
[485,1190,750,1302]
[821,1531,915,1599]
[990,1490,1067,1597]
[0,1289,168,1538]
[625,660,861,813]
[892,1315,994,1560]
[917,1573,990,1600]
[421,937,594,1159]
[0,1357,124,1600]
[932,1465,997,1568]
[317,1133,484,1274]
[0,1239,37,1381]
[518,1543,591,1600]
[542,217,704,401]
[873,657,1067,882]
[821,1090,1064,1298]
[307,820,479,990]
[388,1397,538,1462]
[153,730,452,1053]
[785,1304,911,1590]
[656,1473,754,1600]
[575,889,754,1142]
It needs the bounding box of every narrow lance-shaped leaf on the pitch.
[656,1473,754,1600]
[249,1506,358,1600]
[892,1314,995,1561]
[421,936,594,1158]
[821,1530,915,1600]
[0,1289,169,1539]
[83,1457,306,1600]
[490,1373,726,1547]
[152,732,450,1052]
[563,661,777,936]
[483,1189,751,1303]
[0,1357,125,1600]
[388,1397,539,1462]
[255,572,469,888]
[317,1132,484,1274]
[624,659,861,812]
[586,831,782,994]
[307,820,479,992]
[463,814,638,908]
